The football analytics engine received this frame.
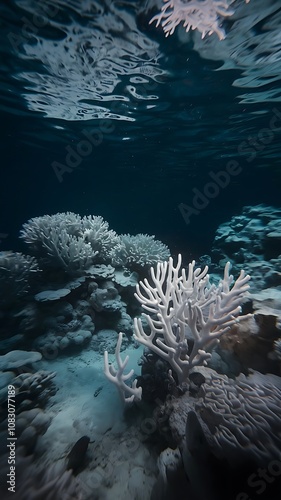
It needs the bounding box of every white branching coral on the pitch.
[20,212,120,275]
[81,215,120,262]
[134,255,250,383]
[104,332,142,404]
[150,0,250,40]
[110,233,170,271]
[20,212,82,250]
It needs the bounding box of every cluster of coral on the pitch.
[0,211,171,498]
[0,211,170,357]
[0,205,281,499]
[105,204,281,499]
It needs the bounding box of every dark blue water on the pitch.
[1,3,281,500]
[0,0,281,259]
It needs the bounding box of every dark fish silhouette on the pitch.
[66,435,92,473]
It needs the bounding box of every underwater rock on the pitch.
[0,350,42,371]
[91,329,125,355]
[151,447,191,500]
[17,425,38,455]
[34,328,93,356]
[86,263,115,280]
[273,339,281,362]
[67,329,92,346]
[80,314,95,332]
[212,204,281,291]
[115,311,134,336]
[220,312,280,375]
[73,299,92,317]
[249,287,281,319]
[113,269,139,288]
[138,350,174,403]
[216,287,281,374]
[35,288,71,302]
[0,407,52,455]
[0,334,24,352]
[89,280,123,313]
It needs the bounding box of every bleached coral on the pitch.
[81,215,120,263]
[0,251,39,308]
[20,212,91,274]
[20,212,120,275]
[111,233,170,271]
[104,332,142,403]
[134,255,250,383]
[150,0,250,40]
[193,371,281,466]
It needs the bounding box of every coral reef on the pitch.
[1,206,281,500]
[212,204,281,290]
[19,212,170,282]
[0,251,39,308]
[19,212,120,275]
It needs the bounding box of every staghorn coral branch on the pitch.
[104,332,142,404]
[134,255,250,384]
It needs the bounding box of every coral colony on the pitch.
[1,206,281,498]
[149,0,251,40]
[105,254,250,397]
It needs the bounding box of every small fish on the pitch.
[94,386,103,397]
